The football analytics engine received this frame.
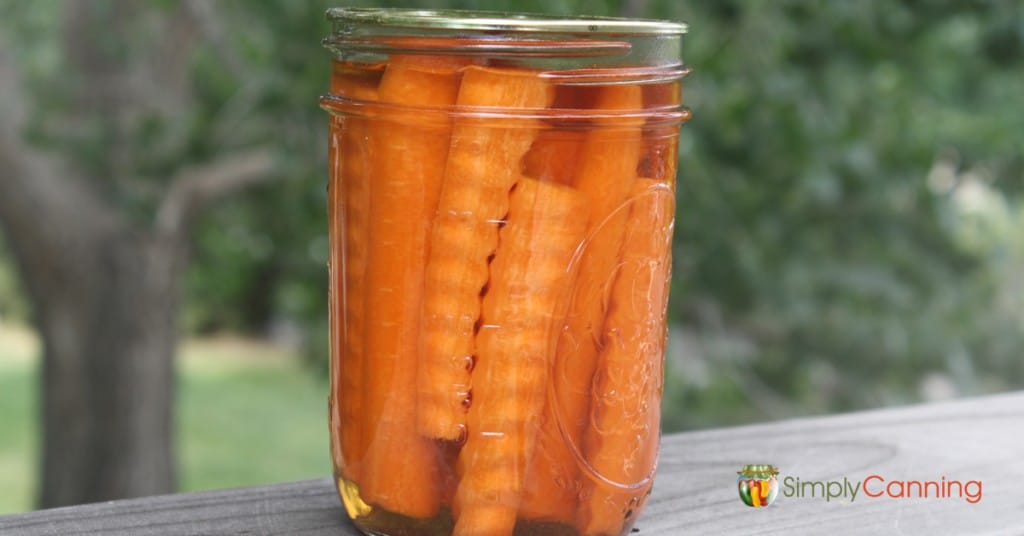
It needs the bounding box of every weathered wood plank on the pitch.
[0,479,356,536]
[644,390,1024,535]
[2,391,1022,535]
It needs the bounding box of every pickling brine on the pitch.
[321,8,688,536]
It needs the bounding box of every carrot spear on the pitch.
[577,181,674,536]
[453,177,587,536]
[328,61,381,482]
[357,55,465,519]
[518,85,646,525]
[417,65,553,442]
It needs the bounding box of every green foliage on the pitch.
[663,0,1024,426]
[183,1,339,359]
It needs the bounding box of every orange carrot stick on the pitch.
[417,65,553,441]
[517,393,580,525]
[338,88,377,483]
[518,85,645,524]
[453,177,587,536]
[328,65,381,482]
[358,55,464,519]
[577,180,674,536]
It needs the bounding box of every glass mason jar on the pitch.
[321,8,688,536]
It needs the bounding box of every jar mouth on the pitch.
[325,7,687,36]
[324,8,689,81]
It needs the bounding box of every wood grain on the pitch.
[2,391,1022,535]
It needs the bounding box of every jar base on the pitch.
[335,475,601,536]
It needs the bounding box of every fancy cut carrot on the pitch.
[518,85,645,524]
[328,66,380,482]
[357,55,465,519]
[417,65,553,441]
[577,181,674,536]
[453,177,587,536]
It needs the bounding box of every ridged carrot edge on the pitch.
[453,177,587,536]
[417,65,553,441]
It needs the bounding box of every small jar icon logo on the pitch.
[737,464,779,507]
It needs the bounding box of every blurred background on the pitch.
[1,0,1022,514]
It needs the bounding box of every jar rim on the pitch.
[325,7,688,36]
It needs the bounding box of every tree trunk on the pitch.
[0,141,271,508]
[1,4,274,508]
[36,229,184,507]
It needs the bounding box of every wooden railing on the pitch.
[2,391,1020,535]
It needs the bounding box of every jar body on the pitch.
[322,9,687,536]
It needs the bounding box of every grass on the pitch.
[0,323,36,514]
[0,323,328,515]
